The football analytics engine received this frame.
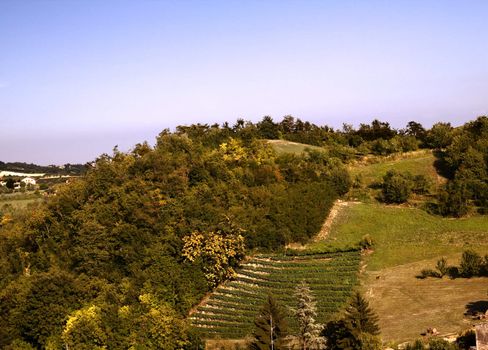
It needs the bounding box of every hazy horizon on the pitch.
[2,0,488,164]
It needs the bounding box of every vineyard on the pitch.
[189,250,361,339]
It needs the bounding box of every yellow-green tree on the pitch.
[182,230,245,287]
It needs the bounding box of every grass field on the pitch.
[267,139,324,154]
[349,150,440,187]
[0,193,42,210]
[324,202,488,270]
[319,202,488,342]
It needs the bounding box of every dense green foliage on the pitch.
[0,125,347,348]
[380,170,430,203]
[380,171,413,203]
[437,116,488,215]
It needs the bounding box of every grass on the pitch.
[324,202,488,271]
[349,150,440,187]
[267,139,324,154]
[0,193,42,210]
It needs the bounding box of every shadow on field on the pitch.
[464,300,488,317]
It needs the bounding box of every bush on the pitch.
[428,337,457,350]
[359,235,374,250]
[446,265,460,278]
[456,329,476,350]
[436,181,469,217]
[459,250,482,277]
[435,257,448,277]
[381,170,413,203]
[405,339,425,350]
[418,268,441,279]
[412,175,431,195]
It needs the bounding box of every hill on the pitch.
[0,161,85,176]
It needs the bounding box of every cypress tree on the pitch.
[250,293,289,350]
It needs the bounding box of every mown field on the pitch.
[267,139,324,154]
[190,250,361,340]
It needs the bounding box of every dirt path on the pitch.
[313,200,359,242]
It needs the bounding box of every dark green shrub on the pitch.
[381,170,413,203]
[418,268,441,279]
[412,175,431,195]
[456,329,476,349]
[436,181,469,217]
[446,265,460,278]
[459,250,482,277]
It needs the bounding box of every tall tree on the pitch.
[293,281,326,350]
[322,292,381,350]
[250,294,289,350]
[343,292,380,336]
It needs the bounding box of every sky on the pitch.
[1,1,488,164]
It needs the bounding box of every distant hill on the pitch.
[0,161,86,176]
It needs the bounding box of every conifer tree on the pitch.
[293,281,326,350]
[332,292,381,350]
[250,294,289,350]
[343,292,380,336]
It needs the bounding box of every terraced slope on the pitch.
[190,250,360,339]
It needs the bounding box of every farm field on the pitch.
[190,250,361,340]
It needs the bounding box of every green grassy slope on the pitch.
[325,203,488,271]
[267,139,324,154]
[350,150,439,186]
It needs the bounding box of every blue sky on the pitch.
[1,1,488,164]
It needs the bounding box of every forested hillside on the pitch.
[1,115,487,349]
[0,127,346,349]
